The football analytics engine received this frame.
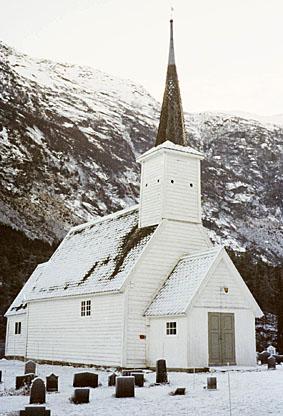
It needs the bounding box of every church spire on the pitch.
[155,19,187,146]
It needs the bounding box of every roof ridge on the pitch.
[69,204,139,234]
[179,246,222,261]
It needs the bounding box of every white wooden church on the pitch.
[5,20,262,369]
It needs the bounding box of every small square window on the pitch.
[15,321,21,335]
[81,300,91,316]
[166,321,177,335]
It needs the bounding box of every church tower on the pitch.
[138,19,203,228]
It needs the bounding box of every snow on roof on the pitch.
[145,247,221,317]
[5,262,48,316]
[23,205,156,301]
[137,140,203,162]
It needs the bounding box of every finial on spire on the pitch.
[168,17,175,65]
[155,18,187,147]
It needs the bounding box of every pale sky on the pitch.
[0,0,282,115]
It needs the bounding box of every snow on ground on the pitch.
[1,360,283,416]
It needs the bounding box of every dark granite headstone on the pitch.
[131,372,144,387]
[46,374,58,392]
[116,376,135,398]
[156,359,168,384]
[19,406,51,416]
[30,378,46,404]
[25,360,36,375]
[258,351,270,364]
[108,373,117,386]
[71,388,90,404]
[16,374,36,390]
[172,387,186,395]
[267,356,276,369]
[73,372,98,388]
[207,377,217,390]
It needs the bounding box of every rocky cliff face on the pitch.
[0,41,282,264]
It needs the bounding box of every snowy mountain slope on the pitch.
[0,41,282,264]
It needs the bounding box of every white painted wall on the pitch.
[146,256,257,369]
[147,316,187,368]
[25,293,124,366]
[163,152,201,223]
[139,152,164,227]
[125,219,211,368]
[5,314,27,357]
[187,307,256,367]
[139,148,201,228]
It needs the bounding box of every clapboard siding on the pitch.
[139,149,201,228]
[163,153,201,222]
[26,293,124,366]
[139,153,163,227]
[195,259,247,309]
[125,219,212,367]
[5,314,26,357]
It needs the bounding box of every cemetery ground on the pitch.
[1,359,283,416]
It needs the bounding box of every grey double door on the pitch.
[208,312,236,365]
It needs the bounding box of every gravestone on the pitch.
[16,374,36,390]
[131,372,144,387]
[30,378,46,404]
[73,372,98,388]
[258,351,270,364]
[116,376,135,398]
[156,359,168,384]
[25,361,36,375]
[108,373,117,386]
[267,356,276,370]
[71,388,90,404]
[46,374,58,392]
[207,377,217,390]
[171,387,186,395]
[19,406,51,416]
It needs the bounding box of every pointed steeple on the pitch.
[156,19,187,146]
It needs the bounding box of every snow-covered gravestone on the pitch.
[156,359,168,384]
[25,360,36,375]
[131,372,144,387]
[73,372,98,388]
[71,388,90,404]
[20,406,51,416]
[115,376,135,398]
[266,345,276,356]
[207,377,217,390]
[46,374,58,392]
[267,356,276,370]
[30,378,46,404]
[16,374,36,390]
[108,373,117,386]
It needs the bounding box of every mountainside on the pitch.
[1,42,282,263]
[0,42,282,347]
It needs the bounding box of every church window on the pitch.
[81,300,91,316]
[166,321,177,335]
[15,321,21,335]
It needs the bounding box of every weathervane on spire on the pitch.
[170,5,174,20]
